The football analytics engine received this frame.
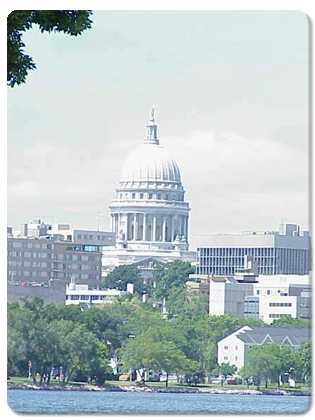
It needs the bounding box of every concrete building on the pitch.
[73,229,115,246]
[218,326,310,371]
[187,275,255,317]
[65,280,128,306]
[7,236,102,302]
[102,109,195,274]
[197,223,310,276]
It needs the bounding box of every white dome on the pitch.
[120,142,181,184]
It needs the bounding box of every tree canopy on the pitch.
[7,10,93,87]
[101,264,144,295]
[153,260,195,301]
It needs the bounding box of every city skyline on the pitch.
[8,11,309,250]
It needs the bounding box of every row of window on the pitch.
[223,345,238,350]
[223,356,238,361]
[67,294,111,301]
[9,251,49,258]
[10,241,49,249]
[9,261,48,268]
[75,234,111,241]
[269,314,292,318]
[118,191,183,201]
[119,181,180,189]
[199,248,276,257]
[9,270,48,277]
[269,302,292,307]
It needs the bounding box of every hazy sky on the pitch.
[8,11,309,249]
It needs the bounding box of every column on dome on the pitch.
[127,213,133,240]
[162,216,166,242]
[133,214,137,240]
[142,213,146,240]
[152,215,156,241]
[137,214,143,240]
[171,215,175,241]
[165,215,172,242]
[185,216,189,239]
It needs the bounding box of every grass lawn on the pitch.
[8,376,311,393]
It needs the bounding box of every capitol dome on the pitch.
[121,142,181,184]
[109,109,190,251]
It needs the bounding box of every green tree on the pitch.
[271,315,310,328]
[153,260,195,301]
[294,341,312,384]
[244,343,294,388]
[218,362,237,379]
[7,10,92,87]
[101,264,144,295]
[121,334,196,387]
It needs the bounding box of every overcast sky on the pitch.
[8,11,309,249]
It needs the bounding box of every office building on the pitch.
[197,223,310,276]
[7,236,102,302]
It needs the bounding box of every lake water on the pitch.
[7,390,311,414]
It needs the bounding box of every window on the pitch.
[71,295,80,300]
[13,242,22,248]
[140,193,144,199]
[148,193,153,199]
[224,356,228,361]
[132,193,136,199]
[157,193,161,200]
[267,290,271,295]
[224,346,228,350]
[77,234,82,239]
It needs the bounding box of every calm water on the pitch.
[7,390,311,414]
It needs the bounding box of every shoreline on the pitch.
[7,382,311,397]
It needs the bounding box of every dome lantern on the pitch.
[146,107,159,145]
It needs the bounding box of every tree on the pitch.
[101,264,144,295]
[271,316,310,328]
[7,10,92,87]
[120,333,196,387]
[218,362,237,379]
[153,260,195,301]
[294,341,312,384]
[244,344,294,388]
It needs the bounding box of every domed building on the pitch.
[102,109,195,274]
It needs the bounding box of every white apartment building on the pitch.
[259,294,297,324]
[218,326,310,371]
[65,281,131,305]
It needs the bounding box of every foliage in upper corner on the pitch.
[7,10,93,87]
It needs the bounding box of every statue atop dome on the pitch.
[146,107,159,144]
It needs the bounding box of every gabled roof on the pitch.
[237,326,310,346]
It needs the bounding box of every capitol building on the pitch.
[102,109,195,274]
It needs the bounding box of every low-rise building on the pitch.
[197,223,310,276]
[65,280,129,305]
[259,294,297,324]
[218,326,310,371]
